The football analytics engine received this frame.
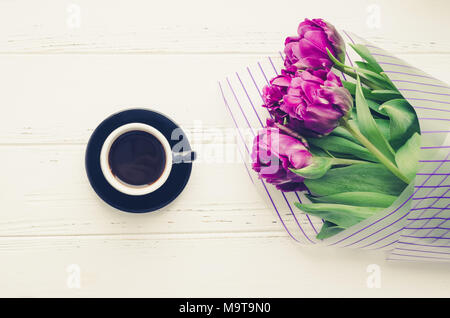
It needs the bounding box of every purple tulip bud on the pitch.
[281,69,353,135]
[262,74,290,108]
[261,71,292,124]
[251,127,312,192]
[284,18,345,71]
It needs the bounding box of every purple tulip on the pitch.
[284,18,345,71]
[262,74,289,106]
[251,127,312,191]
[261,71,292,123]
[281,69,353,135]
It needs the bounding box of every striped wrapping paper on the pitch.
[218,31,450,262]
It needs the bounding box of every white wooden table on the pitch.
[0,0,449,297]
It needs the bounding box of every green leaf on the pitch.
[304,163,406,196]
[294,202,384,228]
[309,145,331,157]
[290,157,333,179]
[316,221,345,240]
[348,118,390,141]
[330,126,359,143]
[349,43,384,74]
[349,64,393,89]
[355,61,377,72]
[355,76,396,162]
[307,192,397,208]
[328,47,392,90]
[332,120,389,144]
[357,69,395,90]
[308,136,377,162]
[379,99,420,149]
[395,133,421,181]
[367,100,387,117]
[348,43,395,90]
[380,72,399,92]
[343,80,399,105]
[370,90,403,101]
[374,119,391,141]
[342,80,370,96]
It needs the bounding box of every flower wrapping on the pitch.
[219,31,450,263]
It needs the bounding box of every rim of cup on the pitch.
[100,123,173,196]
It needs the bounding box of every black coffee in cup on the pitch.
[108,130,167,186]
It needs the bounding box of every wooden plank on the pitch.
[0,0,449,54]
[0,54,448,145]
[0,54,263,144]
[0,145,324,236]
[0,0,448,297]
[1,234,449,297]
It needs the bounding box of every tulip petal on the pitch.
[302,102,342,135]
[303,30,333,55]
[250,127,312,192]
[297,38,329,60]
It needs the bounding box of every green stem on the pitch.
[342,121,411,184]
[334,65,382,90]
[331,158,366,165]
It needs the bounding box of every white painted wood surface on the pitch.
[0,0,449,297]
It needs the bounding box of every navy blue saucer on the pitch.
[85,109,193,213]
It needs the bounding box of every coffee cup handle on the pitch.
[172,150,196,164]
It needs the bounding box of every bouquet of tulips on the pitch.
[251,19,421,239]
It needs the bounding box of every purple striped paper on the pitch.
[218,31,450,262]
